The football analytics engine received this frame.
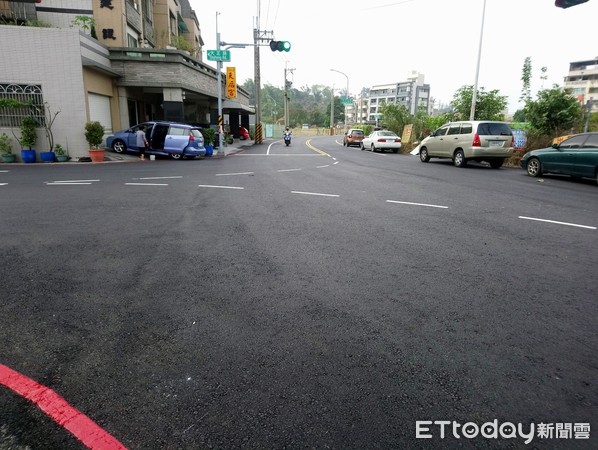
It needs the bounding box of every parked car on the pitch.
[361,130,402,153]
[343,128,365,147]
[419,121,514,168]
[520,132,598,183]
[106,121,206,159]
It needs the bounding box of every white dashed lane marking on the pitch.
[198,185,244,190]
[125,183,169,186]
[291,191,339,198]
[215,172,255,176]
[387,200,449,209]
[519,216,596,230]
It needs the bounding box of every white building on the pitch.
[563,57,598,111]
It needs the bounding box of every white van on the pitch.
[419,121,514,168]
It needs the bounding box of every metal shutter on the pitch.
[88,93,112,133]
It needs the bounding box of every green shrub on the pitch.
[84,121,104,149]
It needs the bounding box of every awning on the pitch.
[222,99,255,114]
[177,13,189,33]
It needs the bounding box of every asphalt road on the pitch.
[1,136,597,449]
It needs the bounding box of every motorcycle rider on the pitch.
[283,126,292,145]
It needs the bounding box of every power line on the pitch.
[363,0,420,11]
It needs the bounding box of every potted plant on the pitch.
[36,102,61,163]
[0,132,16,163]
[85,121,105,162]
[54,144,69,162]
[19,116,38,163]
[201,127,215,157]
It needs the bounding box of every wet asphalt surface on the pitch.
[1,136,597,449]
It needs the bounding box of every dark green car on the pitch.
[520,132,598,184]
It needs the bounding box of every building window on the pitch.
[169,12,177,35]
[142,0,152,24]
[127,33,139,47]
[0,84,44,128]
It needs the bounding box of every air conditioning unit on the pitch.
[133,2,138,11]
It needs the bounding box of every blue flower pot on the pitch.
[204,145,214,156]
[21,149,36,163]
[40,151,55,163]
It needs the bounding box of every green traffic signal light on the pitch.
[269,40,291,52]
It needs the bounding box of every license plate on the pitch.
[490,141,502,147]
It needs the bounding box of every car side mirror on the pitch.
[552,143,559,149]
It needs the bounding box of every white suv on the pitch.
[419,121,514,168]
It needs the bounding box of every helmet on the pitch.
[285,126,289,130]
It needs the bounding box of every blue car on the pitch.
[106,121,206,159]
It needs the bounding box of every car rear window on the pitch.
[378,131,396,137]
[477,123,512,136]
[351,130,364,135]
[190,129,203,138]
[169,126,189,136]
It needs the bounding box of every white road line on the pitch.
[519,216,596,230]
[239,154,319,156]
[277,168,302,173]
[215,172,254,176]
[0,170,9,173]
[333,161,339,165]
[291,191,339,198]
[49,179,100,183]
[46,182,93,185]
[0,183,8,186]
[266,141,277,155]
[386,200,449,209]
[198,184,244,190]
[137,176,182,180]
[125,183,169,186]
[316,165,330,169]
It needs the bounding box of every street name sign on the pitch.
[207,50,231,62]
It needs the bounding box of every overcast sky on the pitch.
[191,0,597,114]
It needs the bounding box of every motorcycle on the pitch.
[284,132,291,146]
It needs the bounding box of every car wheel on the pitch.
[186,155,196,160]
[111,139,126,154]
[361,143,365,151]
[454,150,467,167]
[343,140,346,147]
[371,144,376,152]
[170,153,183,160]
[392,149,399,153]
[489,158,504,169]
[526,157,542,177]
[420,147,430,162]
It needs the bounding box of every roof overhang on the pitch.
[222,99,255,114]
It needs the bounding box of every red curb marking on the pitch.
[0,364,127,449]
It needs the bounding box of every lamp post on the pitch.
[470,0,487,120]
[330,68,349,126]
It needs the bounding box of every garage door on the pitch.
[88,93,112,133]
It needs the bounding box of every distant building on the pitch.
[367,72,431,122]
[563,56,598,111]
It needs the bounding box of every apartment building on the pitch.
[563,57,598,111]
[367,72,431,123]
[0,0,252,160]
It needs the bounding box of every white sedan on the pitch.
[361,131,402,153]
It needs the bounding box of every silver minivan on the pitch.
[419,121,514,168]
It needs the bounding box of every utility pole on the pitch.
[470,0,487,121]
[330,85,334,136]
[216,12,224,150]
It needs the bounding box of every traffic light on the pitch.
[269,40,291,52]
[555,0,588,8]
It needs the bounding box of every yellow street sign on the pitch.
[226,67,237,99]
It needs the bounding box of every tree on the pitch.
[450,85,507,121]
[379,103,410,135]
[520,56,532,104]
[523,86,581,136]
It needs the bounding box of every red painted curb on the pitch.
[0,364,127,449]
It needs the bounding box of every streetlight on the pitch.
[330,68,349,126]
[470,0,487,120]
